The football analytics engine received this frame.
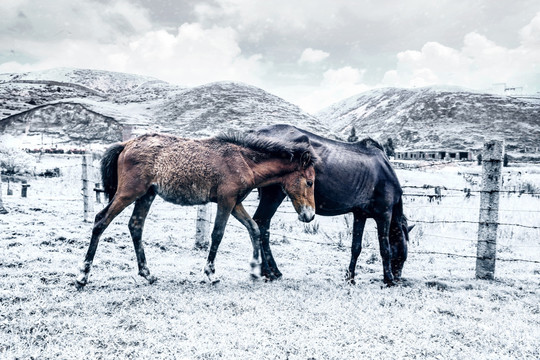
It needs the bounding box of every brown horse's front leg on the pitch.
[232,203,261,279]
[204,200,234,284]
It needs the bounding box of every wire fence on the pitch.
[2,152,539,272]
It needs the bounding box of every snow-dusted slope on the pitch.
[154,81,328,137]
[317,87,540,156]
[0,67,161,95]
[0,68,328,146]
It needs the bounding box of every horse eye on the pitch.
[306,180,313,187]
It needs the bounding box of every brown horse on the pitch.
[76,131,317,288]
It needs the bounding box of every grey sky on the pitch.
[1,0,539,112]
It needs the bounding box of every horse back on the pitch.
[255,124,402,216]
[120,134,251,205]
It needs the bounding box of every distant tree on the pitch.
[477,153,482,165]
[503,153,509,167]
[383,138,395,158]
[347,127,358,142]
[0,135,36,175]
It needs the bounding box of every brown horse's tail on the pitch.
[101,143,124,202]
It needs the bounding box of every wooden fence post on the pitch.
[82,154,93,222]
[21,180,30,198]
[194,204,212,250]
[476,140,504,280]
[95,182,102,203]
[0,176,7,214]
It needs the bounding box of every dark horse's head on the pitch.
[389,214,414,279]
[220,130,318,222]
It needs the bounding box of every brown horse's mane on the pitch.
[216,130,317,166]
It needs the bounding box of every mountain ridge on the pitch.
[317,86,540,157]
[0,68,328,148]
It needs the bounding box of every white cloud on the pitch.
[382,12,540,94]
[121,23,266,85]
[0,0,152,43]
[290,66,370,113]
[298,48,329,64]
[0,1,268,88]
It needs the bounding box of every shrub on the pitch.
[0,135,36,175]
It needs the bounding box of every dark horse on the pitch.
[251,124,413,286]
[76,131,317,288]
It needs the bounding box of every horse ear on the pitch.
[407,225,415,233]
[294,135,310,145]
[301,151,312,168]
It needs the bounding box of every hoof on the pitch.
[74,279,87,290]
[211,278,221,285]
[346,278,356,285]
[272,269,283,279]
[145,275,158,284]
[262,271,277,282]
[384,279,398,287]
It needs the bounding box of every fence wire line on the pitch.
[404,204,540,213]
[392,161,456,169]
[226,222,540,264]
[402,185,540,196]
[408,218,540,230]
[410,250,540,264]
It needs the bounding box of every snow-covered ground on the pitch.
[0,155,539,358]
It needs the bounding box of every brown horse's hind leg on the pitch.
[204,199,234,284]
[128,188,157,284]
[75,193,139,289]
[231,203,261,279]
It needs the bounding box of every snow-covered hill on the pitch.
[153,81,327,137]
[317,87,540,157]
[0,67,161,95]
[0,68,328,147]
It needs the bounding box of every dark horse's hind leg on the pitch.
[128,188,157,284]
[346,214,366,285]
[253,185,286,280]
[375,212,396,286]
[76,194,137,288]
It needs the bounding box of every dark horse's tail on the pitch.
[101,143,125,202]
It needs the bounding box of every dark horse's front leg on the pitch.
[253,185,286,280]
[231,203,261,279]
[204,199,234,284]
[346,214,366,285]
[375,212,396,286]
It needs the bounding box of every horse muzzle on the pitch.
[298,206,315,223]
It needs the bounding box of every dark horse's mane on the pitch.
[216,130,318,166]
[357,137,384,151]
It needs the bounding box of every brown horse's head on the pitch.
[281,135,317,223]
[217,130,317,222]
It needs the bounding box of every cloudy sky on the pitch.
[1,0,539,113]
